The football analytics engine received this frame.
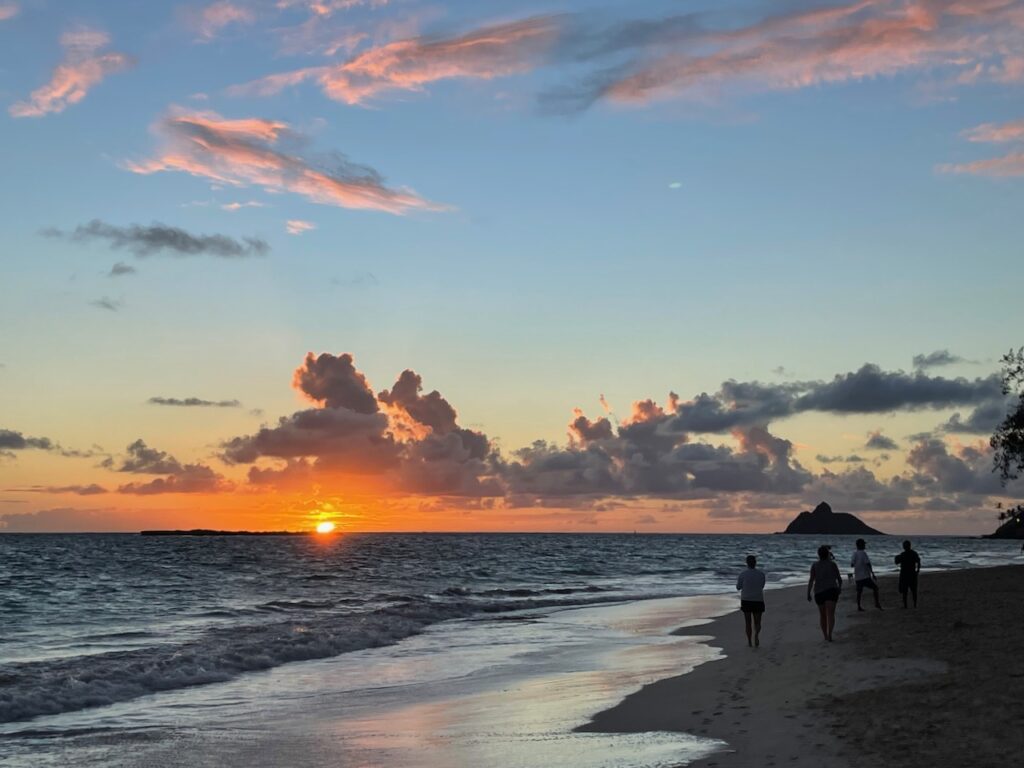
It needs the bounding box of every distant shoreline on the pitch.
[139,529,308,536]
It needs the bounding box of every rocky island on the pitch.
[781,501,885,535]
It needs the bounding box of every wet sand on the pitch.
[581,564,1024,767]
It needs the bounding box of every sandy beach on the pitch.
[581,564,1024,767]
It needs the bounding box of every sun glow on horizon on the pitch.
[316,521,336,534]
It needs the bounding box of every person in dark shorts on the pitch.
[894,539,921,608]
[850,538,883,611]
[807,545,842,641]
[736,554,766,647]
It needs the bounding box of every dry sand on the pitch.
[580,564,1024,767]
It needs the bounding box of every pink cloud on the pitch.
[0,3,19,22]
[193,1,256,40]
[547,0,1024,110]
[232,16,560,105]
[939,151,1024,175]
[125,109,445,214]
[10,28,132,117]
[276,0,389,18]
[942,114,1024,176]
[286,219,316,235]
[963,118,1024,142]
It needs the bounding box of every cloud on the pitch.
[0,429,54,451]
[963,118,1024,143]
[9,27,132,117]
[276,0,388,17]
[293,352,380,412]
[222,201,266,211]
[1,507,118,533]
[148,396,242,408]
[802,466,915,512]
[223,352,497,496]
[906,437,1004,496]
[286,219,316,235]
[10,484,109,496]
[191,1,255,40]
[939,398,1011,433]
[102,439,232,494]
[50,220,269,258]
[661,364,1000,435]
[912,349,967,369]
[108,262,136,277]
[939,151,1024,176]
[0,429,103,461]
[542,0,1024,113]
[792,364,1001,413]
[816,454,867,464]
[865,430,899,450]
[941,115,1024,176]
[90,296,123,312]
[235,2,1024,118]
[117,464,231,494]
[231,16,561,105]
[106,439,184,474]
[0,3,18,22]
[125,109,444,214]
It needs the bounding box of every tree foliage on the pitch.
[991,347,1024,484]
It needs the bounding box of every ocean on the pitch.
[1,533,1019,767]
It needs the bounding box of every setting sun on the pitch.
[315,521,336,535]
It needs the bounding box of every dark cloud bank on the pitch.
[7,353,1014,524]
[212,353,1013,516]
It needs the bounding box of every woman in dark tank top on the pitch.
[807,545,842,641]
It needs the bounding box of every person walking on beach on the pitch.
[894,539,921,608]
[807,545,842,641]
[736,555,766,648]
[851,539,883,612]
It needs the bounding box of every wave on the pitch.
[0,591,662,724]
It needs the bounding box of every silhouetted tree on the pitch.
[991,349,1024,538]
[992,348,1024,484]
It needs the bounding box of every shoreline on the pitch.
[580,564,1024,766]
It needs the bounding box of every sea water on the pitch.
[0,533,1018,766]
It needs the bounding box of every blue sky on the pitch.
[1,0,1022,533]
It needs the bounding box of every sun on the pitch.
[315,521,336,534]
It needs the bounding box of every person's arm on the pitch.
[736,572,744,592]
[834,562,843,590]
[915,553,921,574]
[807,566,815,601]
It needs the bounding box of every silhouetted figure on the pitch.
[807,545,842,641]
[736,554,766,648]
[851,538,883,611]
[894,539,921,608]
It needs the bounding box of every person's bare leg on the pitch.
[856,584,864,611]
[753,613,762,647]
[901,588,908,609]
[911,584,918,608]
[817,603,828,640]
[744,611,752,647]
[826,600,837,641]
[873,583,883,610]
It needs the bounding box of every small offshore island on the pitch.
[779,501,885,535]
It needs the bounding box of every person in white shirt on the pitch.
[736,555,766,647]
[851,538,883,611]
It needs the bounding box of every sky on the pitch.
[1,0,1022,534]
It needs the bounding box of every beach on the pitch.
[582,564,1024,767]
